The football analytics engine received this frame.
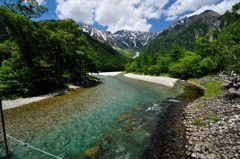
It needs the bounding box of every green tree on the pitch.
[0,0,48,19]
[198,57,217,75]
[169,51,201,78]
[0,51,31,98]
[147,65,161,75]
[223,2,240,25]
[157,55,172,73]
[215,21,240,73]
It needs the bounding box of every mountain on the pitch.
[142,10,221,53]
[81,25,117,47]
[82,33,129,71]
[80,24,157,49]
[40,21,129,71]
[113,30,156,49]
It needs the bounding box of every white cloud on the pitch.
[166,0,221,21]
[55,0,169,33]
[56,0,97,24]
[55,0,240,32]
[183,0,240,18]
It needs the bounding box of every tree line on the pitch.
[0,0,128,98]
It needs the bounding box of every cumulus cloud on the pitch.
[183,0,240,18]
[55,0,168,33]
[166,0,221,21]
[55,0,240,32]
[56,0,97,24]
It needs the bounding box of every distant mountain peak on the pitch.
[80,25,157,49]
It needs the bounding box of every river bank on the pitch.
[2,72,178,110]
[184,76,240,158]
[124,73,178,87]
[2,85,80,110]
[141,83,203,158]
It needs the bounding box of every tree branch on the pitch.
[224,45,240,66]
[0,0,16,13]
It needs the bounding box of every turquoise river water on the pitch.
[1,74,201,159]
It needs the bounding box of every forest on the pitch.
[0,0,128,98]
[126,3,240,79]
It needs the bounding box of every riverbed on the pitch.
[1,74,202,159]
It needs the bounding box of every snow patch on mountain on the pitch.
[80,25,157,49]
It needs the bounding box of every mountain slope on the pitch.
[38,21,130,71]
[80,25,157,49]
[142,10,221,54]
[113,30,156,49]
[82,33,129,71]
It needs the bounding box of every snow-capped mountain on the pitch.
[80,25,157,49]
[113,30,157,49]
[81,25,117,47]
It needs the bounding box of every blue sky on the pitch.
[36,0,239,33]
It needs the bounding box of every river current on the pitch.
[1,75,201,159]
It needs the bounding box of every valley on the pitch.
[0,1,240,159]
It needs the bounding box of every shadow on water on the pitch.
[140,83,204,159]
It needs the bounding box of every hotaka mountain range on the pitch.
[80,10,221,51]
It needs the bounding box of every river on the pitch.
[1,74,202,159]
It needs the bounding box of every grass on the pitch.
[207,115,221,123]
[188,78,198,84]
[193,116,205,126]
[193,114,221,126]
[188,76,224,99]
[203,81,223,99]
[193,103,204,109]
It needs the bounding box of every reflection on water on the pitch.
[1,75,201,159]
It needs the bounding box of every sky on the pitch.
[36,0,240,33]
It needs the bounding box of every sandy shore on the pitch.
[91,72,123,76]
[124,73,178,87]
[2,85,80,110]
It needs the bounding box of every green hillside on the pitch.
[142,10,221,54]
[0,7,128,98]
[126,4,240,79]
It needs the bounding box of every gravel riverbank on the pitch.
[2,85,80,110]
[184,76,240,158]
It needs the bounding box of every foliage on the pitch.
[216,22,240,73]
[169,51,201,78]
[0,0,48,19]
[126,3,240,79]
[0,7,128,98]
[0,51,31,98]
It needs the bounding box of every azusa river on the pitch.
[1,74,202,159]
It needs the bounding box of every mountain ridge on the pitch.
[79,10,221,51]
[80,24,157,49]
[142,9,221,53]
